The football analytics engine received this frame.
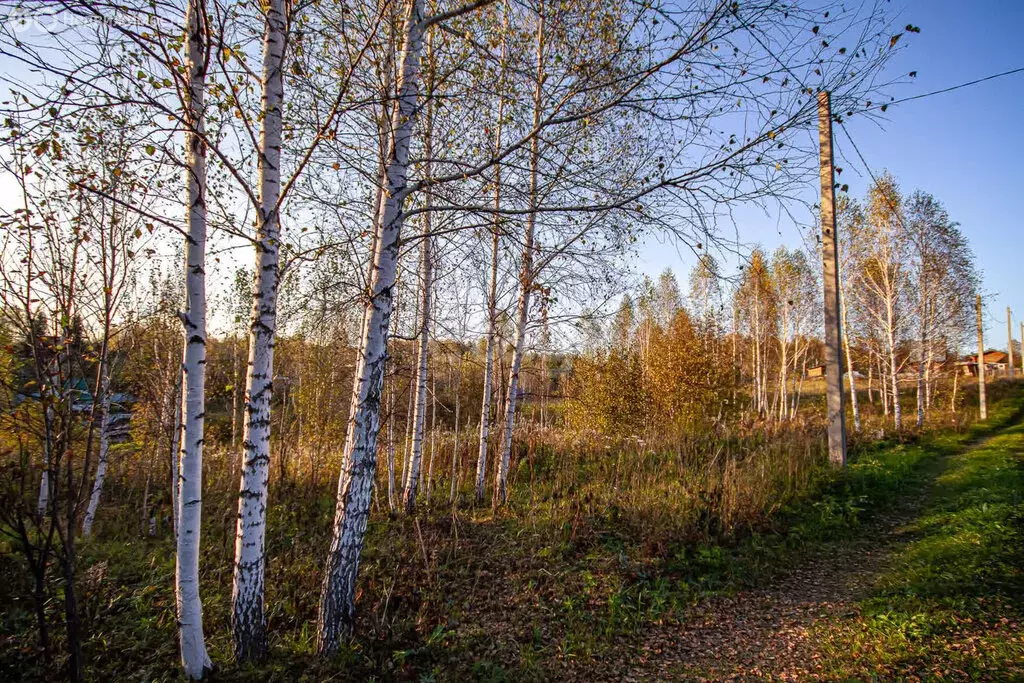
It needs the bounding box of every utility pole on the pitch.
[1008,307,1015,380]
[977,294,987,420]
[818,91,847,466]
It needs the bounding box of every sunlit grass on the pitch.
[2,384,1022,680]
[813,415,1024,679]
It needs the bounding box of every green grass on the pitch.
[671,385,1024,590]
[2,386,1023,680]
[810,416,1024,679]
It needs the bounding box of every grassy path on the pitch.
[601,409,1024,681]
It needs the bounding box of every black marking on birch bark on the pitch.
[235,555,266,569]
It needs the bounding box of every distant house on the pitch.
[959,350,1010,376]
[15,377,134,443]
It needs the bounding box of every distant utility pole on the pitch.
[977,294,987,420]
[1008,307,1015,380]
[818,91,847,466]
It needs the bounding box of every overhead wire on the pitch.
[862,66,1024,113]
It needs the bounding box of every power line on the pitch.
[837,65,1024,186]
[836,122,910,235]
[836,123,881,191]
[865,66,1024,112]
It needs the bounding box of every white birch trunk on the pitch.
[925,343,933,410]
[777,322,788,422]
[540,348,548,427]
[450,353,461,504]
[403,348,415,478]
[317,0,424,653]
[402,225,431,513]
[387,377,397,513]
[867,361,874,404]
[916,292,929,427]
[951,363,959,411]
[753,290,762,415]
[475,2,509,503]
[494,286,530,508]
[493,9,543,508]
[476,226,499,503]
[403,58,435,512]
[426,364,437,500]
[232,0,287,661]
[843,328,859,432]
[176,1,213,676]
[880,350,889,416]
[231,333,242,479]
[37,421,50,517]
[475,37,507,503]
[81,371,111,537]
[142,441,153,535]
[731,303,738,406]
[170,366,182,537]
[795,353,807,414]
[921,333,929,423]
[231,334,240,449]
[37,359,59,518]
[839,261,859,431]
[887,314,902,430]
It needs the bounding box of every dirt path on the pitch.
[604,452,954,681]
[629,536,903,680]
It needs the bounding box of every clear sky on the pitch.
[638,0,1024,351]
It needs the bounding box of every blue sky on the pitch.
[638,0,1024,350]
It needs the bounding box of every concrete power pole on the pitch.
[818,91,847,466]
[1008,307,1015,380]
[977,294,987,420]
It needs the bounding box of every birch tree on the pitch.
[851,173,907,430]
[231,0,289,661]
[80,122,148,536]
[492,2,545,509]
[735,250,776,416]
[771,247,815,421]
[475,0,510,504]
[175,0,213,676]
[0,105,97,681]
[226,0,398,658]
[317,0,431,652]
[836,195,861,431]
[905,191,976,425]
[400,24,439,513]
